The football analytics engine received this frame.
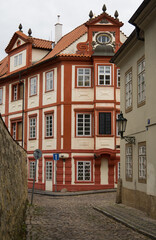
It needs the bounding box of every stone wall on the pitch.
[0,114,27,239]
[122,187,156,219]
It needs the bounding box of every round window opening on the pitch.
[96,33,111,44]
[17,40,21,46]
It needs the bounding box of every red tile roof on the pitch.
[0,56,8,77]
[32,38,52,50]
[44,24,87,60]
[0,11,123,78]
[5,31,52,53]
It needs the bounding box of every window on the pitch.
[30,117,36,139]
[14,53,22,67]
[117,69,120,87]
[99,112,111,135]
[46,161,52,180]
[98,66,111,85]
[138,142,146,182]
[125,69,132,111]
[126,144,133,181]
[45,114,53,137]
[96,33,111,44]
[0,88,3,104]
[76,113,91,136]
[12,82,24,101]
[30,77,37,96]
[11,120,22,141]
[77,68,91,87]
[138,58,145,106]
[29,161,35,179]
[46,71,53,91]
[13,85,17,100]
[77,161,91,181]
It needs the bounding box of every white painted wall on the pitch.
[42,107,57,150]
[101,158,108,184]
[42,68,57,106]
[32,49,49,63]
[28,74,40,109]
[61,34,87,55]
[10,50,26,72]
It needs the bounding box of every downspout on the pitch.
[19,72,25,148]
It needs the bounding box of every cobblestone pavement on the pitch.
[26,192,151,240]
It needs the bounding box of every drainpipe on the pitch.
[19,72,25,148]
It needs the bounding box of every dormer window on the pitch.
[14,53,22,67]
[96,33,111,45]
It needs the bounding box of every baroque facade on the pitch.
[0,6,126,191]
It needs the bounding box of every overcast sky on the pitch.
[0,0,143,61]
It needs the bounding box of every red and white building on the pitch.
[0,6,126,191]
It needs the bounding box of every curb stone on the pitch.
[93,205,156,240]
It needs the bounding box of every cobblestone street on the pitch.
[26,192,152,240]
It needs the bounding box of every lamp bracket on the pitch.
[123,136,135,144]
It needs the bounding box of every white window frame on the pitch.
[30,77,37,96]
[29,161,35,179]
[14,53,22,67]
[30,117,36,139]
[138,143,146,181]
[11,120,22,141]
[138,58,145,105]
[77,161,91,181]
[45,114,53,137]
[46,71,54,91]
[13,84,18,101]
[98,65,111,85]
[46,161,52,180]
[12,122,16,140]
[0,88,3,104]
[125,70,132,110]
[126,145,133,180]
[76,113,91,136]
[117,69,120,87]
[77,68,91,87]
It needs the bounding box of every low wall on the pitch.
[0,115,27,239]
[122,187,156,219]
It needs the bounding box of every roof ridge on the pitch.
[33,37,53,43]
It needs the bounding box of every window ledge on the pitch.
[45,89,54,93]
[74,181,94,184]
[29,138,37,141]
[45,136,54,139]
[96,134,113,137]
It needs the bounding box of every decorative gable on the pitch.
[12,38,26,50]
[5,31,31,54]
[95,18,113,25]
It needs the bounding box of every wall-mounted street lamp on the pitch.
[116,112,135,144]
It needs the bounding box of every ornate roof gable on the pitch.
[85,10,123,27]
[5,31,32,53]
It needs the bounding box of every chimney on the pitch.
[55,15,62,44]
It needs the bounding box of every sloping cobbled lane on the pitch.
[26,192,151,240]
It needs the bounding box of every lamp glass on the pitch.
[117,112,127,136]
